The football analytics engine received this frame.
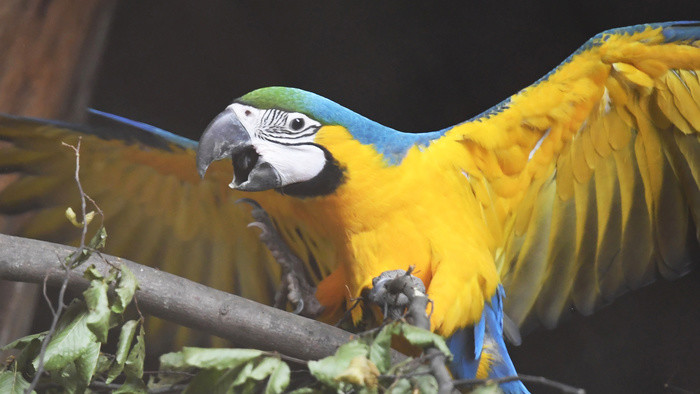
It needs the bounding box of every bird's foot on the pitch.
[238,198,324,318]
[366,266,427,323]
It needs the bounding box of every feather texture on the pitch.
[433,22,700,331]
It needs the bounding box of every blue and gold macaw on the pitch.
[1,22,699,393]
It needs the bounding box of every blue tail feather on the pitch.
[447,286,529,393]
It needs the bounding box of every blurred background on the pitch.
[5,1,700,392]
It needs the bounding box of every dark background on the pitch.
[91,2,700,392]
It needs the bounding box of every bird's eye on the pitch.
[290,117,305,131]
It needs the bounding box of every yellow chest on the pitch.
[255,126,501,333]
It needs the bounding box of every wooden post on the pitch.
[0,0,116,348]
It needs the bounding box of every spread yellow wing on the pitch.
[431,22,700,332]
[0,116,282,346]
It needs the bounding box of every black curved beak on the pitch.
[196,108,282,191]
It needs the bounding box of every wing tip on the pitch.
[88,108,198,150]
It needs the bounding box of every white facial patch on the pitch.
[228,102,327,186]
[254,141,327,185]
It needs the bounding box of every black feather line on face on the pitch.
[277,144,345,198]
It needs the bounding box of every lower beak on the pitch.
[196,108,282,191]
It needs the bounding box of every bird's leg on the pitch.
[367,266,455,394]
[238,198,324,318]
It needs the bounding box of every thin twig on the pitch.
[28,139,95,393]
[334,296,363,328]
[266,351,308,366]
[88,380,188,393]
[453,374,585,394]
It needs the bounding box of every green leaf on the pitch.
[83,279,110,343]
[88,226,107,251]
[72,341,101,392]
[249,357,280,381]
[265,359,290,394]
[0,364,33,394]
[156,350,193,387]
[111,265,138,314]
[469,383,503,393]
[411,374,439,393]
[106,320,138,383]
[95,353,113,376]
[113,376,148,394]
[398,324,452,360]
[14,336,43,377]
[230,360,255,387]
[369,324,394,372]
[33,301,97,371]
[386,378,411,394]
[182,369,237,394]
[123,325,146,380]
[52,361,80,394]
[66,207,95,228]
[159,350,187,370]
[334,355,379,391]
[287,388,318,394]
[83,264,104,281]
[307,341,369,388]
[1,331,45,353]
[181,347,263,370]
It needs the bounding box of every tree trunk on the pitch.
[0,0,116,350]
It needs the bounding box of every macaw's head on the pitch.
[196,86,445,197]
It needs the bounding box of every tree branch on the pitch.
[0,233,382,363]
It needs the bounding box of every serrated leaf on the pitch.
[123,325,145,380]
[183,368,237,394]
[287,388,318,394]
[469,383,503,393]
[180,347,263,370]
[1,332,45,352]
[105,320,138,384]
[0,364,33,394]
[33,301,97,371]
[111,265,138,314]
[83,280,110,343]
[265,359,290,394]
[14,336,43,377]
[369,324,394,372]
[308,341,369,388]
[411,374,439,393]
[74,341,101,391]
[83,265,104,281]
[399,324,452,360]
[156,350,194,387]
[231,361,255,387]
[88,226,107,251]
[249,357,280,381]
[95,353,113,376]
[159,350,187,370]
[113,376,148,394]
[334,355,379,390]
[386,378,411,394]
[52,360,80,394]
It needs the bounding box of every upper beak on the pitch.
[196,108,282,191]
[196,109,249,178]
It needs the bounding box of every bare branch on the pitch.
[454,374,586,394]
[0,233,389,363]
